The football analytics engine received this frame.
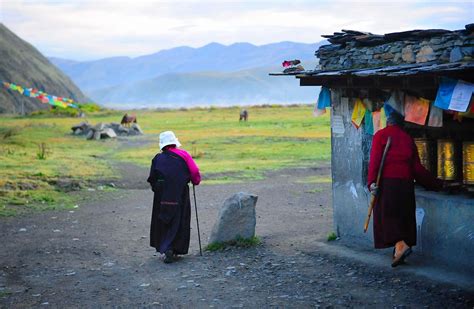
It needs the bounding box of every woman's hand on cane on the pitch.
[369,182,378,196]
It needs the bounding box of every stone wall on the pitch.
[316,25,474,70]
[329,89,474,275]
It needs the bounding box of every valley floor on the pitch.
[1,164,473,308]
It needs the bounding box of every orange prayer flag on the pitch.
[404,95,430,125]
[372,107,387,135]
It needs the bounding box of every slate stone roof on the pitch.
[270,24,474,85]
[320,28,465,47]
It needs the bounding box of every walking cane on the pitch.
[192,185,203,256]
[364,137,392,233]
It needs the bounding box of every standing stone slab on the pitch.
[209,192,258,244]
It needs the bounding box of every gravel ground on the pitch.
[1,163,473,308]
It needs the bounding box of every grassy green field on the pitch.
[0,105,331,216]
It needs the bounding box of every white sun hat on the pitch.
[159,131,181,150]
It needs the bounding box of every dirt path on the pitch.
[1,163,473,308]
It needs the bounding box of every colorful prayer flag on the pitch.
[372,108,387,134]
[351,98,366,129]
[404,95,430,125]
[372,111,381,134]
[313,87,331,117]
[317,87,331,109]
[364,109,374,135]
[434,78,474,112]
[381,106,387,128]
[40,96,49,104]
[427,104,443,127]
[1,80,80,109]
[386,91,405,116]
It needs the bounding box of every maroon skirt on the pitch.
[373,178,416,249]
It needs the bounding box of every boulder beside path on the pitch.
[71,121,143,140]
[209,192,258,244]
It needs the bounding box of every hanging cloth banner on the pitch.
[351,98,366,129]
[364,109,374,135]
[427,104,443,127]
[313,87,331,117]
[434,78,474,112]
[380,106,387,129]
[372,107,387,134]
[383,102,395,118]
[404,95,430,125]
[372,111,381,134]
[317,87,331,109]
[456,96,474,120]
[385,91,405,116]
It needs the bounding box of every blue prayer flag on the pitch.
[434,77,458,110]
[383,101,395,117]
[317,87,331,109]
[364,109,374,135]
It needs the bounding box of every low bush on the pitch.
[0,127,20,140]
[327,232,337,241]
[205,236,261,251]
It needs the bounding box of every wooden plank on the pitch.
[299,75,441,89]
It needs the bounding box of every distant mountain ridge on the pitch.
[50,41,323,93]
[88,65,320,109]
[50,41,323,108]
[0,23,89,113]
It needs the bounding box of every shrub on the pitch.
[327,232,337,241]
[78,103,102,113]
[0,127,20,140]
[36,143,48,160]
[28,103,102,118]
[205,236,261,251]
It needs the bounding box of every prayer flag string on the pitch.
[1,80,80,109]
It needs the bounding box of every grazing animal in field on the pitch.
[121,113,137,127]
[239,109,248,122]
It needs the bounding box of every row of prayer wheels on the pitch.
[415,139,474,186]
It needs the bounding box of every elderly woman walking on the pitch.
[368,110,443,267]
[147,131,201,263]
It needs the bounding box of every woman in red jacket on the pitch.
[368,111,443,267]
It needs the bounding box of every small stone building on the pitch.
[273,24,474,273]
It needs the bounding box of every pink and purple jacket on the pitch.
[169,148,201,185]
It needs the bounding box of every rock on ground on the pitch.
[71,121,143,140]
[209,192,258,243]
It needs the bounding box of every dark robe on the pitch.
[147,151,191,254]
[368,125,442,249]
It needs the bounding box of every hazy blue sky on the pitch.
[1,0,473,60]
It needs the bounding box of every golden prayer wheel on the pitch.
[437,139,457,181]
[414,138,432,172]
[462,141,474,185]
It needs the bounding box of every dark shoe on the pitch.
[391,247,412,267]
[164,249,174,264]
